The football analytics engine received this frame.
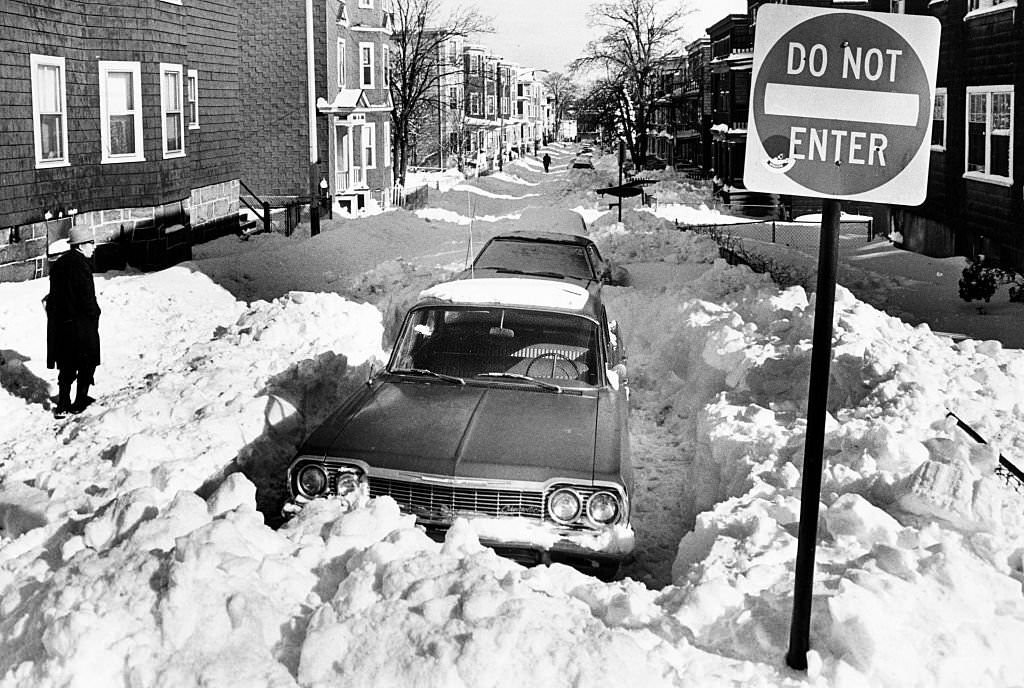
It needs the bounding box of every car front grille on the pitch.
[367,476,545,523]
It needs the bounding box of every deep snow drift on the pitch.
[0,147,1022,687]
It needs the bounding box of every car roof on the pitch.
[485,230,594,247]
[418,277,601,319]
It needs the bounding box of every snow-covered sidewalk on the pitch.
[0,147,1021,688]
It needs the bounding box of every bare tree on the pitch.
[572,0,690,169]
[541,72,579,142]
[390,0,492,185]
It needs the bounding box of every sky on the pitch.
[468,0,749,72]
[0,146,1022,686]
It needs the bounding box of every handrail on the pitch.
[947,411,1024,493]
[238,179,271,234]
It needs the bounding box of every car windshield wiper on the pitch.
[475,372,563,393]
[389,368,465,385]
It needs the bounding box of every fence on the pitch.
[387,184,429,211]
[677,217,876,290]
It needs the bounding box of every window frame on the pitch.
[382,44,390,88]
[964,85,1014,185]
[30,54,70,169]
[383,120,391,167]
[98,60,145,164]
[187,68,199,130]
[362,121,377,170]
[160,62,186,159]
[359,42,375,89]
[471,92,480,116]
[337,37,347,88]
[931,86,946,150]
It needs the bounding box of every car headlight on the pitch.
[548,488,582,524]
[586,491,621,525]
[296,464,328,498]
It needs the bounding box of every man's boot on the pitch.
[71,379,94,414]
[54,382,73,418]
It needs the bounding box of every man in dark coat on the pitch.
[542,153,551,173]
[47,226,101,417]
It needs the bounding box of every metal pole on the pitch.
[305,0,320,236]
[786,197,842,671]
[618,139,625,223]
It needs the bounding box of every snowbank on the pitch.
[1,149,1022,688]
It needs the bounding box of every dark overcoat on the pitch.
[46,249,101,370]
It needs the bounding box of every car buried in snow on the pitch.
[458,209,631,288]
[284,277,633,578]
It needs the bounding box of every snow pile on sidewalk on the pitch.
[1,166,1023,687]
[602,248,1024,686]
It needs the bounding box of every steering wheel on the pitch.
[524,351,581,379]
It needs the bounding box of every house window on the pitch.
[160,63,185,158]
[383,120,391,167]
[336,2,349,24]
[448,40,459,65]
[965,86,1013,182]
[360,43,375,88]
[449,86,459,110]
[187,69,199,129]
[890,0,905,12]
[967,0,1016,14]
[337,38,346,87]
[358,0,372,8]
[471,92,480,115]
[931,87,945,149]
[487,95,495,116]
[382,45,390,88]
[99,60,144,163]
[362,122,376,169]
[30,54,69,168]
[470,54,479,75]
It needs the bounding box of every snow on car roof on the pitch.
[419,278,593,313]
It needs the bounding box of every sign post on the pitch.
[742,5,939,671]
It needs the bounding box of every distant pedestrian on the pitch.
[46,226,101,417]
[542,153,551,173]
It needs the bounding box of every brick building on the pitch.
[315,0,395,212]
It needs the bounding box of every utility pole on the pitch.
[305,0,320,236]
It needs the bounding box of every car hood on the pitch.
[302,380,609,483]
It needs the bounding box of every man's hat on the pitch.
[68,226,95,246]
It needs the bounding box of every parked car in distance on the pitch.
[571,155,594,169]
[458,209,631,287]
[284,277,634,578]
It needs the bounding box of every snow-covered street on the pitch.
[1,144,1022,687]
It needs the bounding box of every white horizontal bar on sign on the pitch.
[764,83,919,126]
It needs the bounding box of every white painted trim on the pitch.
[187,69,199,130]
[964,85,1014,181]
[359,41,375,89]
[363,121,377,170]
[30,54,70,169]
[98,60,145,164]
[932,86,946,150]
[160,63,186,158]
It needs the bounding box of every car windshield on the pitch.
[390,305,603,387]
[472,239,596,281]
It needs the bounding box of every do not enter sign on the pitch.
[743,5,940,204]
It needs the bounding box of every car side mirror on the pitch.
[366,362,376,385]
